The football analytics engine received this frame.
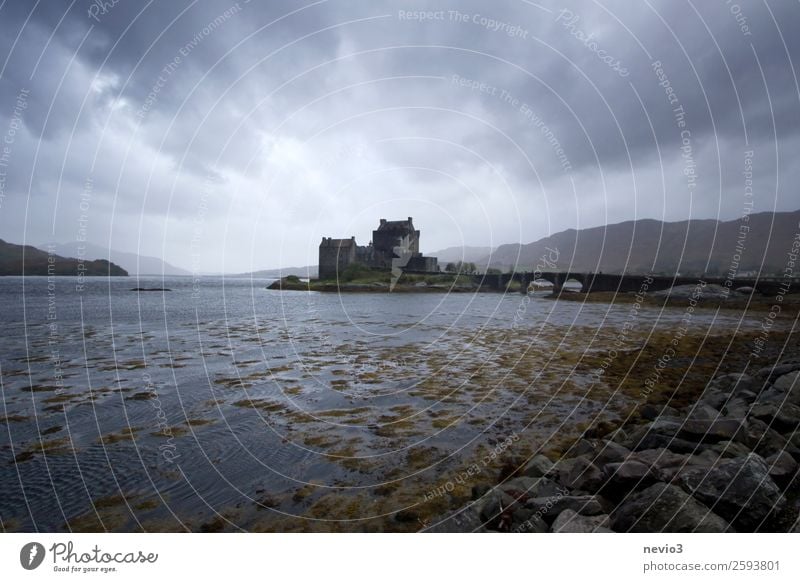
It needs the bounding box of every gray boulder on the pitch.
[743,418,800,459]
[594,440,631,465]
[765,451,798,480]
[601,460,658,494]
[750,402,800,432]
[678,452,786,531]
[521,454,554,479]
[756,363,800,383]
[525,494,606,522]
[772,369,800,389]
[707,373,758,394]
[477,488,515,523]
[611,482,730,532]
[709,440,752,458]
[556,457,605,493]
[552,509,612,533]
[629,432,705,455]
[679,418,747,443]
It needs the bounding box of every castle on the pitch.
[318,217,439,280]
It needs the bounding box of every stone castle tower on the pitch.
[318,217,438,280]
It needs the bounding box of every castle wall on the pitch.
[318,238,357,280]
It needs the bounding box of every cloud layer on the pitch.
[1,0,798,272]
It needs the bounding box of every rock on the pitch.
[566,439,599,458]
[736,390,758,404]
[594,440,631,465]
[425,507,485,532]
[628,448,692,468]
[508,512,548,533]
[774,371,800,404]
[721,396,752,420]
[552,509,612,533]
[478,489,515,523]
[684,403,721,421]
[709,440,751,458]
[678,453,786,531]
[757,365,800,384]
[607,427,629,444]
[500,476,561,502]
[521,454,554,479]
[750,402,800,432]
[601,460,658,495]
[611,482,730,532]
[501,476,546,498]
[708,373,758,394]
[743,418,800,459]
[639,404,680,421]
[525,494,606,522]
[765,451,798,480]
[557,457,605,493]
[679,418,747,443]
[700,391,731,411]
[628,448,708,482]
[629,432,706,455]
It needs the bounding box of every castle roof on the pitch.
[376,217,415,232]
[320,236,356,247]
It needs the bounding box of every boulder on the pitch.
[721,397,752,419]
[709,440,751,458]
[707,373,757,393]
[774,370,800,389]
[477,489,515,524]
[774,371,800,405]
[508,512,548,533]
[629,432,705,455]
[425,507,487,533]
[765,451,798,480]
[525,494,606,522]
[684,403,721,421]
[500,476,562,501]
[700,391,731,411]
[639,404,680,421]
[601,460,658,495]
[521,454,554,479]
[750,402,800,432]
[594,440,631,465]
[556,457,605,493]
[566,439,599,458]
[552,509,612,533]
[678,453,786,531]
[477,488,539,532]
[679,418,747,443]
[759,365,800,384]
[611,482,730,532]
[743,418,800,459]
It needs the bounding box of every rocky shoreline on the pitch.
[434,357,800,533]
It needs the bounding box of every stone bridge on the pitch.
[472,271,800,296]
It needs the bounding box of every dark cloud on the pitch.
[0,0,798,271]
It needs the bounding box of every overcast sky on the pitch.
[0,0,798,272]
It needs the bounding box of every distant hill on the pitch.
[479,210,800,276]
[429,245,494,265]
[0,239,128,276]
[42,241,190,276]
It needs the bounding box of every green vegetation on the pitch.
[269,264,476,292]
